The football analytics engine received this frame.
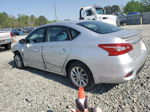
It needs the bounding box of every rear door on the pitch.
[22,27,46,69]
[42,26,72,73]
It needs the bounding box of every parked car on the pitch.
[23,27,35,34]
[11,29,20,35]
[115,12,127,25]
[12,21,147,89]
[12,28,27,36]
[0,28,13,50]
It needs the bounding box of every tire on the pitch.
[68,62,95,90]
[4,43,11,50]
[14,53,24,69]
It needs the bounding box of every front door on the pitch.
[22,27,46,69]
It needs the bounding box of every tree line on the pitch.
[104,0,150,14]
[0,0,150,28]
[124,0,150,13]
[0,12,54,28]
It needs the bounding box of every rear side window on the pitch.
[47,26,70,42]
[77,21,121,34]
[69,28,80,40]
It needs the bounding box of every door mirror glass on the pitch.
[19,39,27,44]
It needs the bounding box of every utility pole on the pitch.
[53,0,58,21]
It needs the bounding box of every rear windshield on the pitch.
[77,21,121,34]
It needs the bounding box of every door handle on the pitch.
[103,17,108,19]
[33,48,40,52]
[59,48,66,53]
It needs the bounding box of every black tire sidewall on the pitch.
[14,53,24,69]
[68,62,95,90]
[4,44,11,50]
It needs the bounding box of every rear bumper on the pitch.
[122,50,147,82]
[0,39,13,46]
[90,42,147,84]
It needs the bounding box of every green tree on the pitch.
[124,1,144,14]
[0,12,9,28]
[18,15,30,27]
[104,6,113,14]
[105,5,121,14]
[37,16,48,25]
[141,0,150,5]
[112,5,121,13]
[141,0,150,12]
[0,12,51,28]
[30,15,36,26]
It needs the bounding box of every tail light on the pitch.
[98,43,133,56]
[125,71,133,78]
[10,32,13,38]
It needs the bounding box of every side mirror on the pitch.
[19,39,27,44]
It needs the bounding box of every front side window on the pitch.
[47,26,70,42]
[27,28,45,43]
[78,21,121,34]
[85,9,93,16]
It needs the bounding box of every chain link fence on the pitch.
[119,12,150,25]
[142,12,150,24]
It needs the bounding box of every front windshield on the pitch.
[95,8,104,14]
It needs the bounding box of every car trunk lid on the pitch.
[108,30,143,59]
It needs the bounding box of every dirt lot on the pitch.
[0,25,150,112]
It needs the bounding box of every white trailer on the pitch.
[79,5,119,26]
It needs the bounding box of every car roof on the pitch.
[81,5,103,10]
[39,20,87,28]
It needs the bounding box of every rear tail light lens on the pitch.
[98,43,133,56]
[10,32,13,38]
[124,71,133,78]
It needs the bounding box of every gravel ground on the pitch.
[0,25,150,112]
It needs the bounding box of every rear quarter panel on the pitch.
[65,30,124,83]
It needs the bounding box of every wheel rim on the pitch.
[70,67,88,87]
[15,55,22,68]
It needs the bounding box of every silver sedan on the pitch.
[12,21,147,89]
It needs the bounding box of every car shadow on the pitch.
[9,60,117,94]
[89,83,117,94]
[47,110,53,112]
[0,47,10,52]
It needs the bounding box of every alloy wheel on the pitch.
[15,55,22,68]
[70,67,89,87]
